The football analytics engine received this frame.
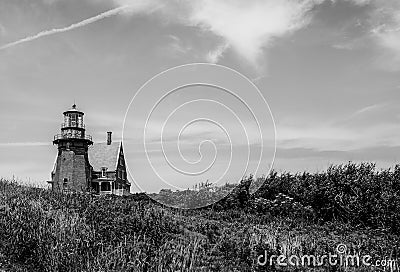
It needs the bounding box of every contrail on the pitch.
[0,5,130,50]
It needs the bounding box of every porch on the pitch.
[91,178,125,196]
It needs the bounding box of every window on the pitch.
[63,178,68,191]
[77,115,83,128]
[101,167,107,177]
[70,114,77,127]
[101,182,111,191]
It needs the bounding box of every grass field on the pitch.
[0,162,399,271]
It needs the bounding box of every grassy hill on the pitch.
[0,162,399,271]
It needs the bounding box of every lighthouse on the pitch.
[49,104,93,192]
[49,104,131,195]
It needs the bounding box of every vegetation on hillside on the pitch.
[0,162,399,271]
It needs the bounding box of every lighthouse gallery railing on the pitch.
[54,134,92,141]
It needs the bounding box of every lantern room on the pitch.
[53,104,93,145]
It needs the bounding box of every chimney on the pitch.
[107,132,112,145]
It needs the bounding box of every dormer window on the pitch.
[101,167,107,177]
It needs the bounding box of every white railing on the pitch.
[54,134,92,141]
[61,123,85,129]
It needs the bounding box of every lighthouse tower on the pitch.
[50,104,93,192]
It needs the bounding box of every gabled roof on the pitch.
[88,142,121,171]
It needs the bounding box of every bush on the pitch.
[1,162,400,271]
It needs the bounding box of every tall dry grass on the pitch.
[0,163,399,271]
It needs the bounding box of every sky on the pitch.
[0,0,400,192]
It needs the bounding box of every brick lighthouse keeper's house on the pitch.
[48,104,131,195]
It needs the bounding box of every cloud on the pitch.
[0,6,132,51]
[277,100,400,154]
[342,0,371,6]
[117,0,328,68]
[164,35,192,56]
[277,145,400,163]
[331,38,363,50]
[250,75,267,83]
[373,28,400,70]
[185,0,324,68]
[0,23,6,36]
[0,142,51,147]
[1,0,327,69]
[352,103,386,116]
[15,0,400,71]
[364,0,400,69]
[277,123,359,151]
[332,43,355,50]
[328,0,400,69]
[5,0,400,71]
[0,0,164,51]
[206,42,229,63]
[42,0,61,4]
